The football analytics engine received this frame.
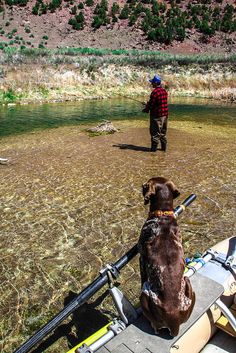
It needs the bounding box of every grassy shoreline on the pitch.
[0,48,236,105]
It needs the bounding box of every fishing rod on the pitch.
[14,193,196,353]
[114,93,145,105]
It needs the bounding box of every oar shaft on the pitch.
[174,194,196,217]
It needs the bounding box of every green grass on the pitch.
[1,46,236,67]
[0,89,17,103]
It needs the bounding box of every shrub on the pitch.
[211,20,220,31]
[221,18,234,33]
[6,0,28,5]
[152,0,159,16]
[112,15,118,23]
[186,19,193,29]
[92,1,108,28]
[68,18,76,26]
[111,2,119,16]
[25,27,31,33]
[92,15,103,29]
[147,26,166,42]
[176,27,185,41]
[86,0,94,6]
[76,12,84,23]
[142,18,150,33]
[119,4,129,19]
[32,5,39,15]
[74,22,84,30]
[133,2,145,15]
[220,5,235,33]
[200,20,214,36]
[212,6,220,18]
[129,13,137,26]
[41,3,48,13]
[192,15,201,29]
[159,2,166,13]
[101,0,108,11]
[42,35,48,40]
[48,0,62,12]
[69,12,85,30]
[2,89,16,102]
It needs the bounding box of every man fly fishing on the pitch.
[142,75,168,152]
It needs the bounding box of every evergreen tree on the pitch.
[92,15,103,28]
[129,13,137,26]
[152,0,159,16]
[86,0,93,6]
[111,2,119,16]
[119,4,130,19]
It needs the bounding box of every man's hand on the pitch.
[142,107,149,113]
[142,102,149,113]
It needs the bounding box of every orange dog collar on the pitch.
[151,210,175,217]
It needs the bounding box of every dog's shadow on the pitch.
[134,314,173,340]
[31,290,111,353]
[113,143,150,152]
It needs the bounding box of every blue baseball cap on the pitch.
[149,75,161,84]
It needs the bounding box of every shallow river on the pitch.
[0,97,235,137]
[0,97,235,352]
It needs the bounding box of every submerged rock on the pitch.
[86,120,118,134]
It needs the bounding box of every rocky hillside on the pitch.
[0,0,235,53]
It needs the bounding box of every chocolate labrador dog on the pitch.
[138,177,195,337]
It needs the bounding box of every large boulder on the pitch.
[87,120,118,134]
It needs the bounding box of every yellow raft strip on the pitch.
[66,322,112,353]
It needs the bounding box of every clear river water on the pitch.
[0,97,235,137]
[0,97,235,352]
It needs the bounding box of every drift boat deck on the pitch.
[97,273,224,353]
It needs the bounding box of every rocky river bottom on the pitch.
[0,117,235,352]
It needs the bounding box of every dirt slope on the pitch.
[0,0,235,53]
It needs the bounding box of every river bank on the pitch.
[0,50,236,105]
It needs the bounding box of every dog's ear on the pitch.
[142,181,156,205]
[166,181,180,199]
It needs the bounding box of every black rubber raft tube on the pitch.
[14,194,196,353]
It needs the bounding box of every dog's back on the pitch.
[138,178,195,337]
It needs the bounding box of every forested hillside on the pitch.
[0,0,235,53]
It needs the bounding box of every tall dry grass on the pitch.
[1,61,235,104]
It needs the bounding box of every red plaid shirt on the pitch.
[144,87,168,118]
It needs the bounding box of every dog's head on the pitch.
[142,177,180,206]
